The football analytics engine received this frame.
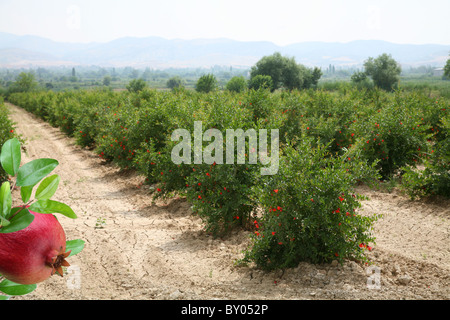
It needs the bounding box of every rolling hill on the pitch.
[0,32,448,69]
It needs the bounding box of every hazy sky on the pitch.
[0,0,449,46]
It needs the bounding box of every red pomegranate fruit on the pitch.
[0,209,71,285]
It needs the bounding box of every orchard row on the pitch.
[6,87,449,269]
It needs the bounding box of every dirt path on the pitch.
[6,102,449,300]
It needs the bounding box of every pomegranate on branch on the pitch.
[0,210,71,285]
[0,138,84,296]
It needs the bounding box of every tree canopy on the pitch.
[249,52,322,91]
[167,76,184,90]
[226,76,247,93]
[248,75,273,91]
[9,72,37,94]
[126,78,147,93]
[363,53,402,91]
[444,56,450,79]
[196,74,218,93]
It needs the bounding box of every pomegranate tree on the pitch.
[0,138,84,297]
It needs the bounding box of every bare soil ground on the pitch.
[6,102,449,300]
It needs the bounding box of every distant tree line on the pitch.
[1,53,448,97]
[191,52,323,93]
[192,52,405,93]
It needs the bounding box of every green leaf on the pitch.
[16,158,59,187]
[20,185,34,203]
[0,217,10,228]
[29,199,77,219]
[0,181,12,219]
[0,208,34,233]
[66,239,85,257]
[0,295,10,300]
[35,174,60,200]
[0,279,36,296]
[0,138,21,176]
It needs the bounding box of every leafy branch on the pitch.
[0,138,84,298]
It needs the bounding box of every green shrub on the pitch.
[0,100,19,182]
[149,90,262,236]
[248,75,273,91]
[350,95,430,178]
[126,79,147,93]
[196,74,218,93]
[240,138,380,270]
[401,112,449,199]
[186,162,260,236]
[226,76,247,93]
[166,76,184,90]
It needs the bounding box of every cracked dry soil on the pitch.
[6,102,449,300]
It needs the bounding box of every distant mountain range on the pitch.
[0,32,449,69]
